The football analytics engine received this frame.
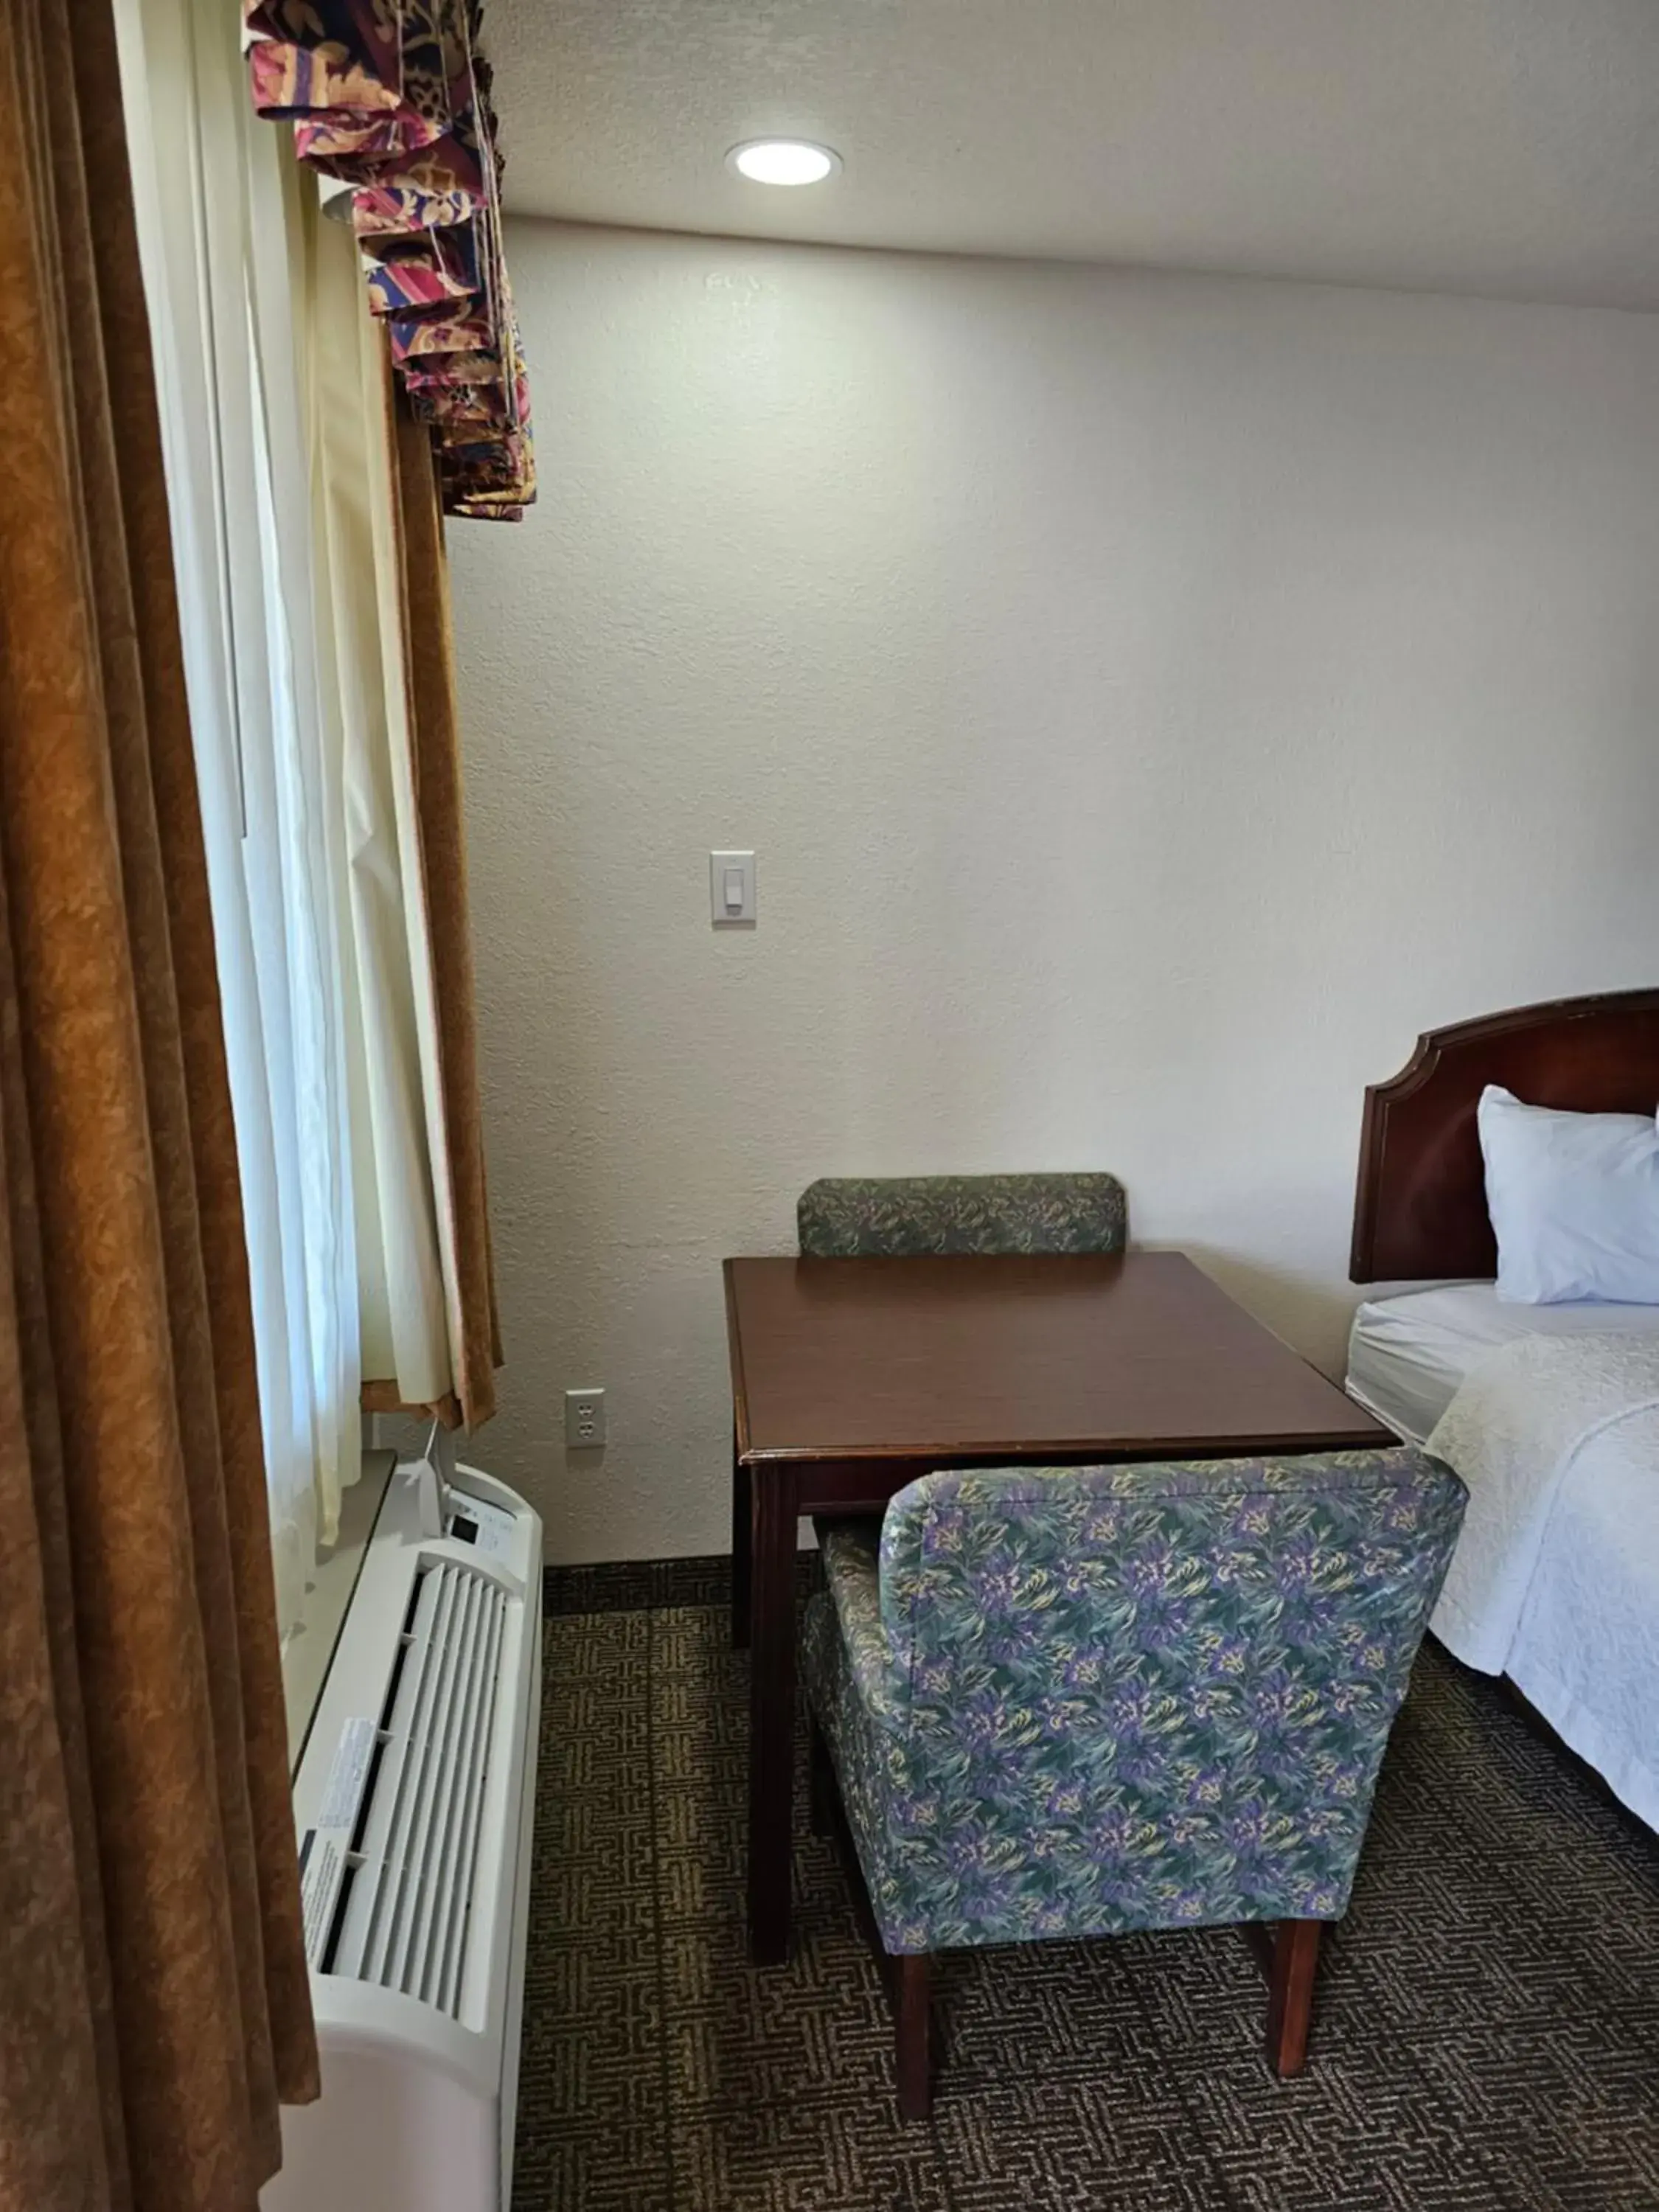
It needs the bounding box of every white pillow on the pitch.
[1477,1083,1659,1305]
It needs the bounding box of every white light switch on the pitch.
[710,850,756,925]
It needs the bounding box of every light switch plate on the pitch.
[710,850,756,925]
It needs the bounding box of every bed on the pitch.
[1346,988,1659,1831]
[1346,1281,1659,1444]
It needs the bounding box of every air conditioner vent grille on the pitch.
[327,1559,507,2019]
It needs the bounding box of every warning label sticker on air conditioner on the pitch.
[298,1714,377,1966]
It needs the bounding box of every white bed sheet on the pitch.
[1344,1283,1659,1444]
[1423,1332,1659,1835]
[1508,1405,1659,1832]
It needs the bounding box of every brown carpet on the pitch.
[512,1565,1659,2211]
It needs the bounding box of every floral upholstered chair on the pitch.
[796,1172,1127,1258]
[802,1445,1466,2119]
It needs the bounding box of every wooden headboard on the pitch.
[1350,988,1659,1283]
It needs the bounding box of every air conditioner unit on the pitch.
[262,1427,542,2212]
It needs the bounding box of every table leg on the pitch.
[747,1464,798,1965]
[730,1424,751,1649]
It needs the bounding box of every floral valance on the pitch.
[245,0,535,521]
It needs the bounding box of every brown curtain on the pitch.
[0,2,319,2208]
[362,394,503,1433]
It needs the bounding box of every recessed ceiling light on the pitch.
[727,139,841,187]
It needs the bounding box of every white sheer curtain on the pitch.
[302,196,458,1412]
[116,0,460,1635]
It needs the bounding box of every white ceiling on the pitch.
[488,0,1659,310]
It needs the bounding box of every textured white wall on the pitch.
[449,220,1659,1563]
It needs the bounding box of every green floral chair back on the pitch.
[803,1446,1465,1956]
[796,1172,1127,1258]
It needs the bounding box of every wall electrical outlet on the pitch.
[564,1387,606,1450]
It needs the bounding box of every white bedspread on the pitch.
[1426,1332,1659,1831]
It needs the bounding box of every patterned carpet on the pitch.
[512,1561,1659,2212]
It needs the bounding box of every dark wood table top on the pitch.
[724,1251,1388,1464]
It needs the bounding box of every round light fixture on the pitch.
[727,139,841,187]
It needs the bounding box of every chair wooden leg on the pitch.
[894,1955,932,2122]
[808,1711,835,1837]
[1265,1918,1323,2078]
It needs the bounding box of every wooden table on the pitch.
[724,1250,1390,1964]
